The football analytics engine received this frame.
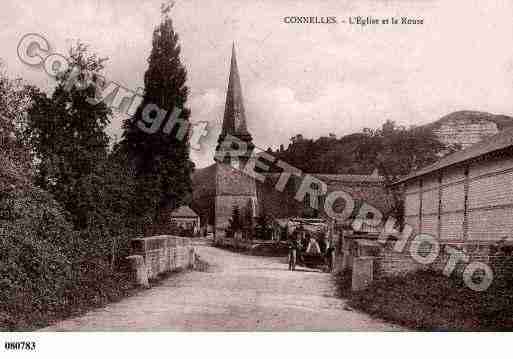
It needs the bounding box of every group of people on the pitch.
[287,225,335,272]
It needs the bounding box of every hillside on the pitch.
[263,111,513,175]
[426,111,513,131]
[424,111,513,149]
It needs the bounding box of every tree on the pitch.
[356,120,447,184]
[0,62,34,174]
[267,119,451,219]
[355,120,449,219]
[227,205,242,238]
[25,42,111,229]
[255,213,273,241]
[0,64,37,200]
[121,8,194,227]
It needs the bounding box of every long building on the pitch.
[395,127,513,243]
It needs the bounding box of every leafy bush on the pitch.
[0,186,136,331]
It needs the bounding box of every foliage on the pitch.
[355,120,448,184]
[0,48,139,331]
[0,63,34,189]
[268,133,372,175]
[0,62,34,141]
[268,120,452,219]
[0,14,197,329]
[227,205,242,237]
[0,185,136,331]
[121,10,194,224]
[268,120,449,182]
[255,214,274,241]
[227,200,254,238]
[335,269,513,331]
[355,120,452,218]
[24,43,111,229]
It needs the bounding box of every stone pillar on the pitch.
[126,255,149,288]
[352,256,374,291]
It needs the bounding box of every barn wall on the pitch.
[403,151,513,243]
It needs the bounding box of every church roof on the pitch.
[192,163,217,198]
[169,205,199,218]
[220,43,251,139]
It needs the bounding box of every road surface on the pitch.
[42,243,400,331]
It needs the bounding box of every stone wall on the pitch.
[335,233,513,290]
[376,240,513,281]
[127,235,196,286]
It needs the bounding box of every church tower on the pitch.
[214,44,258,241]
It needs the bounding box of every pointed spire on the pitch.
[220,42,251,141]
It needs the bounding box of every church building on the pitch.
[192,45,391,239]
[192,44,259,239]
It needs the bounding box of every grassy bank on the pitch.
[334,269,513,331]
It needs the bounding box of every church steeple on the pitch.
[222,43,251,139]
[216,43,253,164]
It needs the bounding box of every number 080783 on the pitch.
[4,341,36,351]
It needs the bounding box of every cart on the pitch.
[285,218,332,270]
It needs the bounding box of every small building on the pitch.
[169,205,200,236]
[395,127,513,243]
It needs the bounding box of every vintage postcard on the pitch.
[1,0,513,356]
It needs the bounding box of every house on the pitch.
[395,127,513,243]
[169,205,200,236]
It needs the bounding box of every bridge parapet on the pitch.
[127,235,196,287]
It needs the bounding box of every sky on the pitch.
[2,0,513,168]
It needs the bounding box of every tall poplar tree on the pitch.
[122,7,194,223]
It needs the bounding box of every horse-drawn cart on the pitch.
[281,218,334,270]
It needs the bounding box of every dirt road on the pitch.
[42,243,400,331]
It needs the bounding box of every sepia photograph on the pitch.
[1,0,513,356]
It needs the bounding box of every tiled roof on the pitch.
[264,172,384,183]
[310,173,384,183]
[395,127,513,184]
[169,205,199,218]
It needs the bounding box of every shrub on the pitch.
[0,186,136,330]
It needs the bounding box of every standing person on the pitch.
[325,236,335,272]
[288,229,300,271]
